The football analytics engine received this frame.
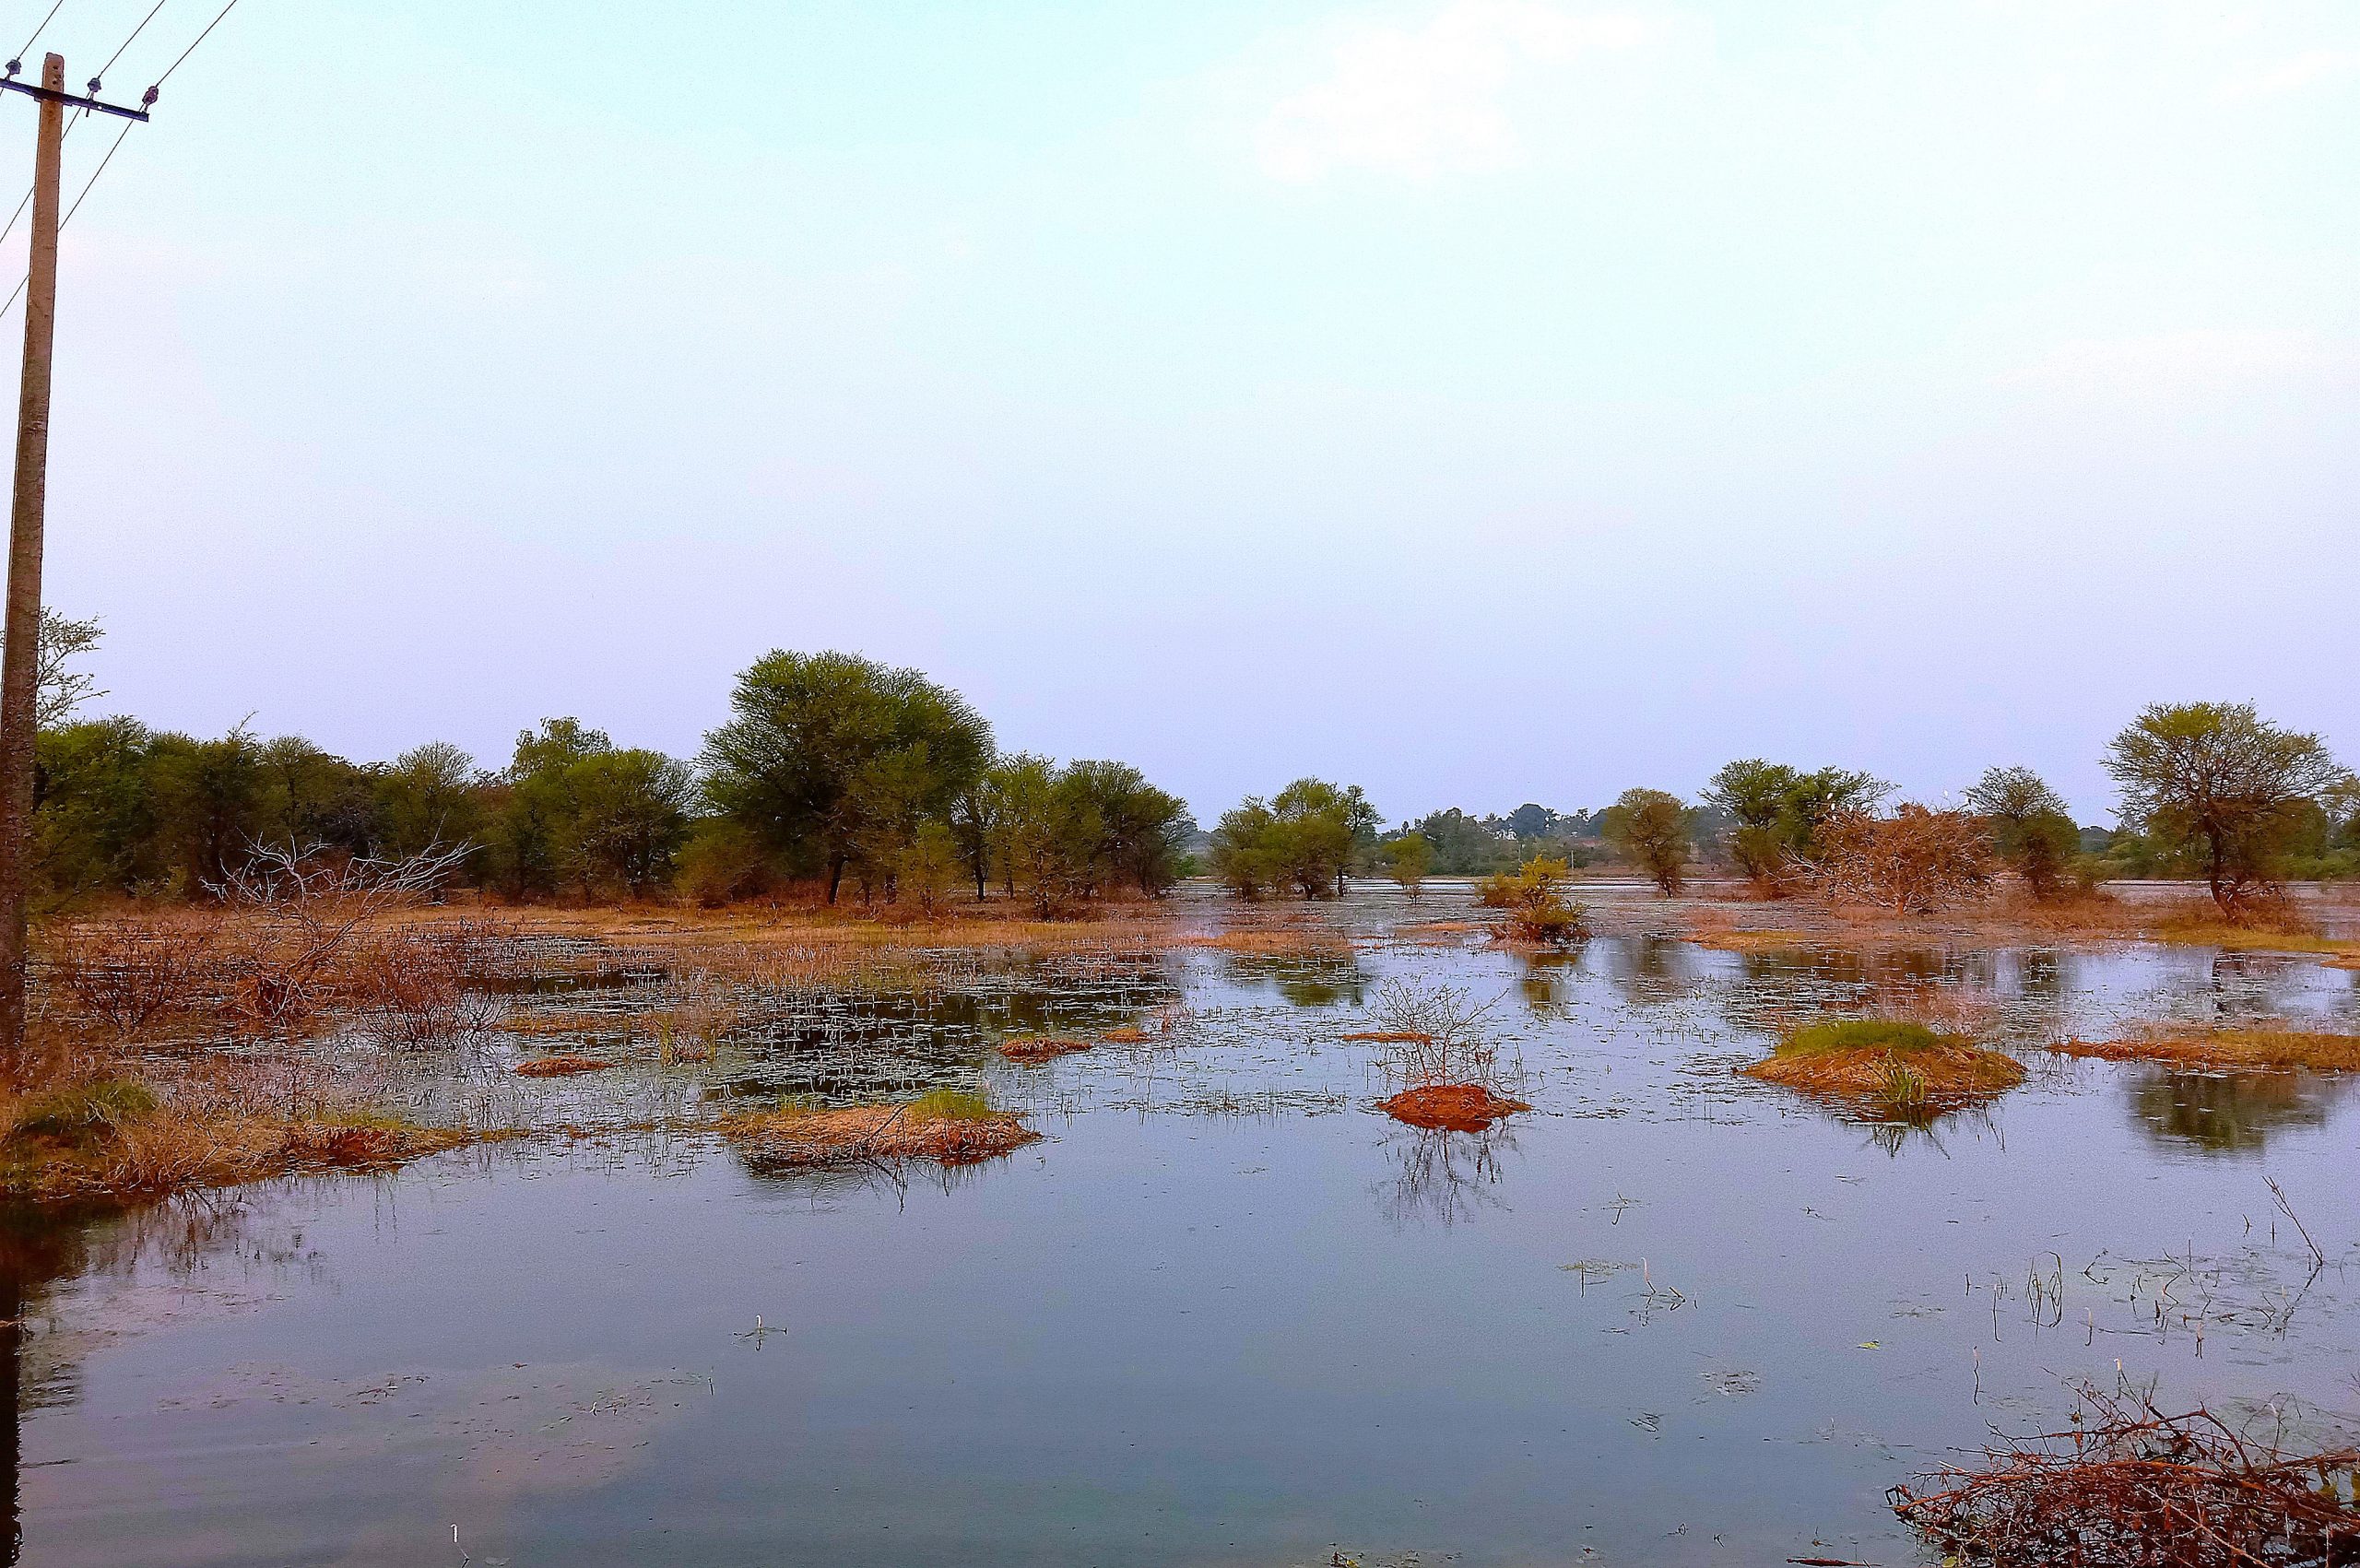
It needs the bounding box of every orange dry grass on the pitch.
[1378,1084,1530,1131]
[720,1102,1040,1167]
[513,1054,612,1078]
[997,1035,1092,1063]
[2054,1029,2360,1073]
[1098,1027,1153,1044]
[1174,928,1352,959]
[1340,1030,1434,1043]
[1742,1041,2024,1113]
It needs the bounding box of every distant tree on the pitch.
[1383,831,1431,898]
[1964,765,2081,901]
[700,651,994,903]
[1602,787,1691,894]
[33,717,153,903]
[1702,760,1798,886]
[676,818,773,906]
[1210,779,1375,900]
[145,727,268,892]
[2104,701,2350,913]
[1411,808,1516,875]
[1504,803,1558,841]
[254,737,378,858]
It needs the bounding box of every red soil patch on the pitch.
[721,1103,1040,1167]
[1378,1084,1531,1131]
[1740,1043,2024,1114]
[998,1035,1092,1063]
[1099,1027,1153,1044]
[513,1054,613,1077]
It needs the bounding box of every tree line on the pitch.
[1212,702,2359,915]
[30,641,1194,914]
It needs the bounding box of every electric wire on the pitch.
[145,0,235,93]
[11,0,65,66]
[0,0,243,320]
[93,0,170,88]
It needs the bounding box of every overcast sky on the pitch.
[18,0,2357,824]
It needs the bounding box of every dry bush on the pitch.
[1363,979,1510,1093]
[1484,856,1587,947]
[1800,806,1997,915]
[343,925,503,1048]
[1892,1381,2358,1566]
[998,1034,1092,1063]
[41,915,223,1036]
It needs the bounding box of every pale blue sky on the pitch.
[20,0,2358,822]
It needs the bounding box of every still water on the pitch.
[8,890,2358,1565]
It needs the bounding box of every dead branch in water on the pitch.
[1891,1381,2360,1566]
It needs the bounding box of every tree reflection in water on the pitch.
[2130,1069,2340,1155]
[1377,1121,1519,1227]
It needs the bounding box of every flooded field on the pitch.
[8,887,2358,1566]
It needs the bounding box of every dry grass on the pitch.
[513,1054,614,1077]
[1174,927,1353,959]
[1339,1030,1433,1043]
[1741,1018,2025,1121]
[720,1091,1039,1168]
[2054,1028,2360,1073]
[997,1034,1092,1063]
[1098,1026,1153,1044]
[1377,1084,1530,1131]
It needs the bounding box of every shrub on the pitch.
[1800,805,1996,914]
[1486,855,1587,946]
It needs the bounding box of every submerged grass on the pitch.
[1742,1017,2025,1121]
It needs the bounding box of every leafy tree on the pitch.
[1963,765,2080,900]
[1602,787,1691,894]
[144,728,268,893]
[568,749,694,896]
[254,737,378,859]
[701,651,994,903]
[373,742,484,864]
[2104,701,2350,912]
[1702,760,1887,891]
[893,820,965,918]
[32,607,104,728]
[33,717,154,903]
[1209,796,1281,900]
[1060,760,1194,895]
[1383,831,1431,898]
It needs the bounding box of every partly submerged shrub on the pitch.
[1481,855,1588,946]
[1744,1016,2024,1121]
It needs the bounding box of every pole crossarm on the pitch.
[0,78,149,122]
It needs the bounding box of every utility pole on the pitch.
[0,57,149,1063]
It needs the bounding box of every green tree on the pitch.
[1602,787,1691,895]
[1702,760,1886,890]
[568,749,694,896]
[1210,779,1375,900]
[33,717,154,903]
[1383,831,1431,898]
[2104,701,2350,912]
[373,742,485,864]
[1963,765,2080,901]
[700,651,994,903]
[1060,760,1195,895]
[144,728,267,893]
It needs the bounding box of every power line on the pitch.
[147,0,237,95]
[9,0,65,68]
[0,116,128,319]
[93,0,171,90]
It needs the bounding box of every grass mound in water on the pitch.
[721,1089,1041,1168]
[997,1034,1092,1063]
[513,1053,613,1077]
[1741,1018,2024,1122]
[1378,1084,1531,1131]
[2054,1028,2360,1073]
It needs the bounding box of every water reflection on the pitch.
[1376,1121,1518,1227]
[1219,953,1367,1008]
[1597,935,1707,1005]
[1515,950,1583,1015]
[2130,1069,2342,1155]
